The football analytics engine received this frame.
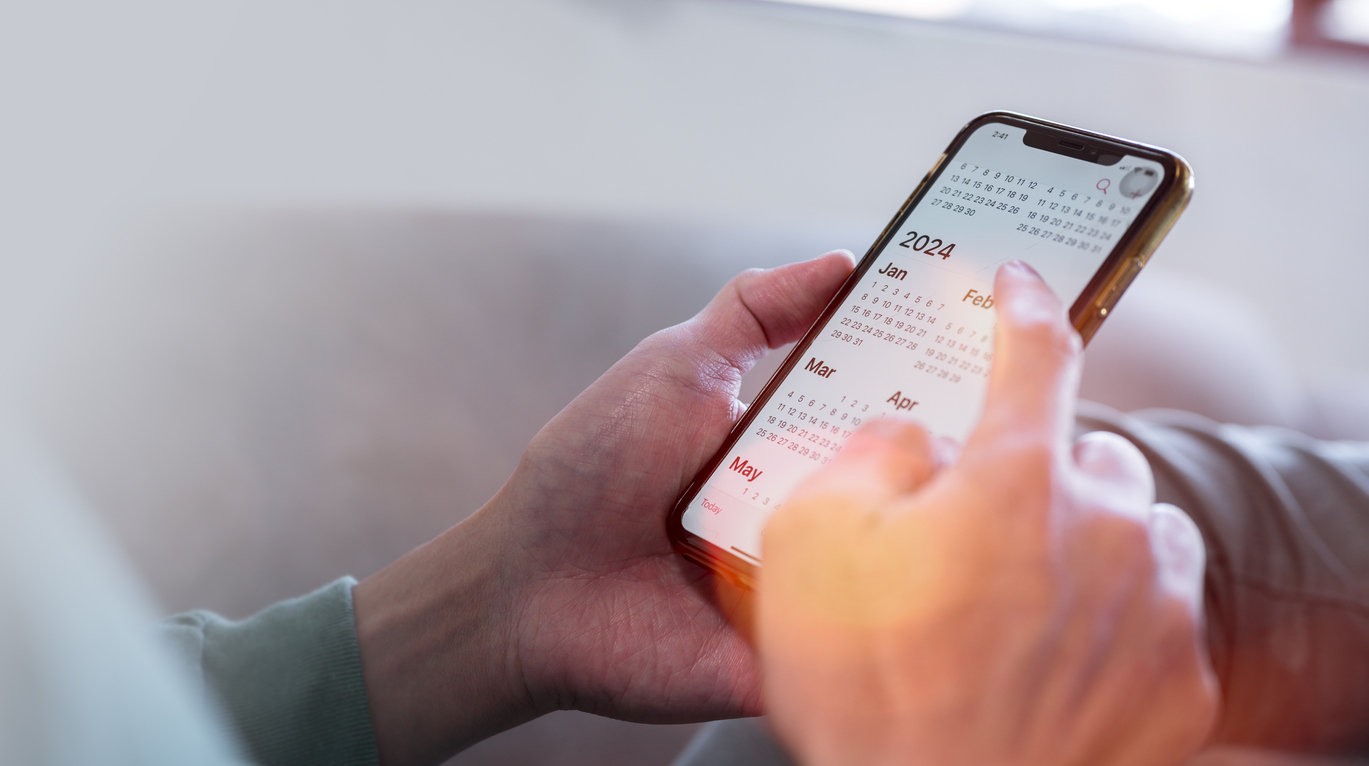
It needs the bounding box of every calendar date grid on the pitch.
[751,391,874,467]
[922,161,1138,254]
[827,278,994,384]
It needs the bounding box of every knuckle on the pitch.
[1073,435,1155,505]
[729,267,767,291]
[1152,502,1204,551]
[726,268,776,313]
[1074,430,1145,470]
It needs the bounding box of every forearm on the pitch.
[353,502,537,766]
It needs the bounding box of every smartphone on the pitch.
[668,111,1193,589]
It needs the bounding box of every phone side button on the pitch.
[1098,257,1144,314]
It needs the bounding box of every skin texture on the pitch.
[352,251,856,766]
[760,261,1219,766]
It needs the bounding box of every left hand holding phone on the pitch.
[760,261,1218,766]
[352,251,855,766]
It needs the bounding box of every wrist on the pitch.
[353,503,536,766]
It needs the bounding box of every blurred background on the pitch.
[2,1,1368,764]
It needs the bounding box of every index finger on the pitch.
[964,261,1083,457]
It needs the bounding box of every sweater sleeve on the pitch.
[159,578,381,766]
[1076,403,1369,752]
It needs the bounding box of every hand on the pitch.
[760,261,1218,766]
[353,251,855,766]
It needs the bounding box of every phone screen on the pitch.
[678,118,1173,566]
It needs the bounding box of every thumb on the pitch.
[684,251,854,376]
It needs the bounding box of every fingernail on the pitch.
[1006,260,1042,279]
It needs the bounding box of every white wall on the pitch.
[6,0,1369,378]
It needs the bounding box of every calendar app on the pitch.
[681,121,1168,563]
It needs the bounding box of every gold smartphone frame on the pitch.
[667,111,1194,590]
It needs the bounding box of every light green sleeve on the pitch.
[160,578,381,766]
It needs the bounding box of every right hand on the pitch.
[759,261,1218,766]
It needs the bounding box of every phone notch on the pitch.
[1023,129,1123,166]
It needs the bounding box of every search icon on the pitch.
[1097,179,1111,194]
